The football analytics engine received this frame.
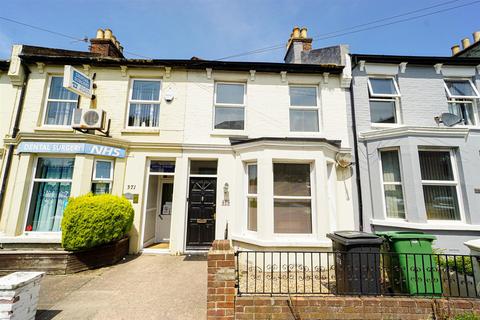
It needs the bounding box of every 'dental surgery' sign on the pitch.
[63,65,93,98]
[18,142,126,158]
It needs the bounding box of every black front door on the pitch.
[186,177,216,248]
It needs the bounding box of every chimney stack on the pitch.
[89,28,124,58]
[284,26,313,64]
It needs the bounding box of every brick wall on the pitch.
[207,241,480,320]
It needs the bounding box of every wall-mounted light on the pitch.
[222,182,230,206]
[335,152,353,168]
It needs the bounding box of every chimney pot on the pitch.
[292,26,300,39]
[300,27,308,39]
[461,37,471,49]
[104,28,113,40]
[451,45,460,56]
[96,29,104,39]
[473,31,480,43]
[111,35,117,45]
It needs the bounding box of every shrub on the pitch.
[61,193,134,251]
[454,313,480,320]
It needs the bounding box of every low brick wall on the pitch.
[207,240,480,320]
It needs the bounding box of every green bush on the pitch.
[61,193,134,251]
[454,312,480,320]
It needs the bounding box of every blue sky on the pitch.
[0,0,479,62]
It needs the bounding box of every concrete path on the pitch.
[35,254,207,320]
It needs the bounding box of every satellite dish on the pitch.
[440,113,463,127]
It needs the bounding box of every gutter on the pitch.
[0,64,30,215]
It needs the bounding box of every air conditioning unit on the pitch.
[72,109,106,130]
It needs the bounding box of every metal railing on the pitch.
[236,251,480,298]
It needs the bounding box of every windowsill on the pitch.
[370,123,403,129]
[288,131,324,137]
[370,218,480,231]
[121,128,160,135]
[210,130,247,137]
[0,233,61,243]
[34,126,74,133]
[231,234,332,248]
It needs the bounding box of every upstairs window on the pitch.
[214,83,246,130]
[91,160,113,195]
[44,76,79,126]
[127,79,161,128]
[368,77,401,124]
[444,79,480,126]
[289,86,319,132]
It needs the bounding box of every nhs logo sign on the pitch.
[18,142,126,158]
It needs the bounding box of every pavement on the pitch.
[35,253,207,320]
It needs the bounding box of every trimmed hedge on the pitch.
[61,193,134,251]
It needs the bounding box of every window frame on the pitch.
[245,162,258,232]
[125,78,162,129]
[288,84,321,133]
[91,159,114,194]
[42,75,79,127]
[418,148,464,223]
[378,148,406,220]
[213,82,247,132]
[367,76,402,125]
[443,78,480,126]
[272,161,315,235]
[443,79,480,99]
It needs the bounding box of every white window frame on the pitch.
[288,85,320,133]
[418,148,464,223]
[126,78,162,128]
[246,163,258,232]
[91,159,114,194]
[272,161,315,235]
[42,75,78,127]
[444,78,480,126]
[24,156,75,234]
[367,76,401,125]
[443,79,480,99]
[213,82,246,131]
[379,148,406,220]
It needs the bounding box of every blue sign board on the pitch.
[18,142,126,158]
[63,65,93,98]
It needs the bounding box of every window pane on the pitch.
[49,77,78,100]
[423,185,460,220]
[274,163,311,196]
[248,164,257,194]
[128,103,160,127]
[381,150,401,182]
[445,80,476,97]
[132,80,160,101]
[274,199,312,233]
[150,161,175,173]
[247,197,257,231]
[26,181,71,232]
[45,101,76,125]
[190,160,217,175]
[290,110,319,132]
[35,158,74,179]
[369,78,398,95]
[95,161,112,180]
[216,83,244,104]
[448,102,475,125]
[289,87,317,106]
[92,182,110,195]
[214,107,244,130]
[370,100,396,123]
[419,151,454,181]
[384,185,405,219]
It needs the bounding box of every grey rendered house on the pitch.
[350,53,480,253]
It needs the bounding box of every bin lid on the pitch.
[327,231,384,246]
[376,231,437,241]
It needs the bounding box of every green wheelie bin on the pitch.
[377,231,442,296]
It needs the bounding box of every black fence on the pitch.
[236,251,480,298]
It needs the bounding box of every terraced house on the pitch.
[0,27,356,254]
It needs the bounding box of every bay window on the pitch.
[91,159,114,195]
[444,79,480,126]
[214,83,246,130]
[368,77,401,124]
[25,157,74,232]
[44,76,79,126]
[273,163,312,234]
[246,164,257,232]
[289,86,319,132]
[127,79,161,128]
[380,149,405,219]
[419,150,461,221]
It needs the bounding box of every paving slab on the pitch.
[35,254,207,320]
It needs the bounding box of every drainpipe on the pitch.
[0,64,30,215]
[349,76,364,232]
